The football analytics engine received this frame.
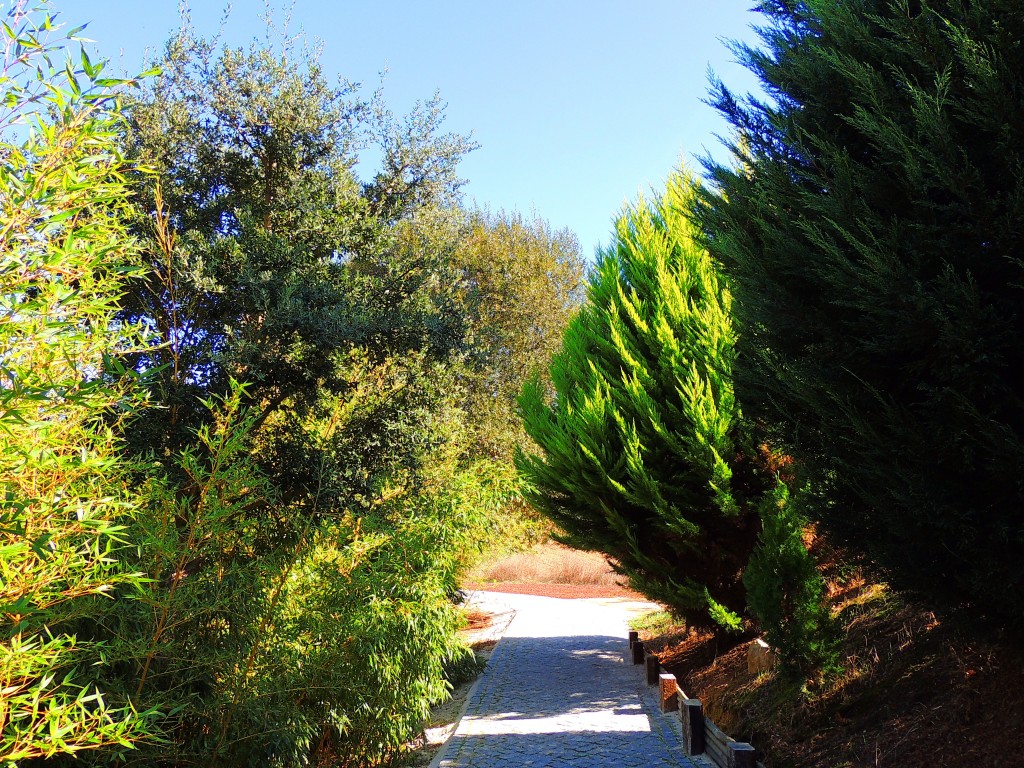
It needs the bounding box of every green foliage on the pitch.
[49,385,513,768]
[104,384,287,766]
[117,24,476,472]
[0,3,159,761]
[442,650,487,689]
[627,610,677,636]
[0,6,604,765]
[744,484,841,679]
[518,171,762,630]
[53,18,540,767]
[453,210,586,459]
[699,0,1024,627]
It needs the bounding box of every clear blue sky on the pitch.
[74,1,765,261]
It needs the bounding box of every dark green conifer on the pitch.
[699,0,1024,626]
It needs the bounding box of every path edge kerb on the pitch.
[426,593,519,768]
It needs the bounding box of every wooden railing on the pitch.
[628,631,762,768]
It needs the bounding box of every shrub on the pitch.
[0,4,157,760]
[744,484,841,679]
[68,390,508,768]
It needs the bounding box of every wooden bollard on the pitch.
[659,673,679,713]
[728,742,756,768]
[628,630,639,648]
[631,639,645,665]
[645,653,660,685]
[680,698,705,755]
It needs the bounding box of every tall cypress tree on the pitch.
[518,172,762,629]
[699,0,1024,627]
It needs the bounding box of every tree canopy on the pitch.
[454,209,585,458]
[0,7,582,764]
[698,0,1024,627]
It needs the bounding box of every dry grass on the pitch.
[469,543,621,586]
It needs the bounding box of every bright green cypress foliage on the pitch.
[519,172,760,629]
[698,0,1024,626]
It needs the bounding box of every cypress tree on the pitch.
[518,172,762,629]
[699,0,1024,626]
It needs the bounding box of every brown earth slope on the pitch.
[642,586,1024,768]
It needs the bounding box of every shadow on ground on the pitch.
[436,633,695,768]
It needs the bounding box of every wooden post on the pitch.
[728,742,757,768]
[659,673,679,713]
[631,639,645,665]
[645,653,660,685]
[680,698,705,755]
[628,630,639,648]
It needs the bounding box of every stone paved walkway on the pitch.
[433,592,701,768]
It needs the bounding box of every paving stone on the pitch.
[433,594,699,768]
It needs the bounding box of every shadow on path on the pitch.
[436,631,696,768]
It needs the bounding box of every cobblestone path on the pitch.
[434,593,699,768]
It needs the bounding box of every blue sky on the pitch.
[75,1,765,261]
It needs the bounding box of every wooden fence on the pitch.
[628,631,763,768]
